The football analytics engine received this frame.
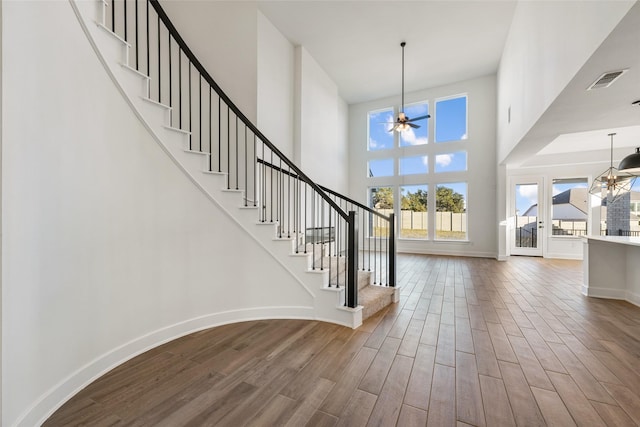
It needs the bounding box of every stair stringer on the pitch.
[70,0,363,329]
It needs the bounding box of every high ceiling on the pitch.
[258,1,640,165]
[258,1,517,104]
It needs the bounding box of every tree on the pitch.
[371,187,393,209]
[401,189,428,212]
[436,186,465,213]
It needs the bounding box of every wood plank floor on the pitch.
[45,255,640,426]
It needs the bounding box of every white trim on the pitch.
[398,248,496,258]
[25,307,316,427]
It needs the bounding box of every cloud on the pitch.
[518,184,537,199]
[369,138,378,148]
[422,156,429,167]
[436,154,453,167]
[384,114,394,133]
[401,128,428,145]
[461,133,468,140]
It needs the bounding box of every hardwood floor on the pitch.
[44,255,640,426]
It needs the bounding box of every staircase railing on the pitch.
[258,159,396,287]
[102,0,398,307]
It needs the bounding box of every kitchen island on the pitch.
[582,235,640,307]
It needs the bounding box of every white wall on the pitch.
[349,75,498,258]
[161,0,258,122]
[497,1,634,164]
[295,46,349,193]
[2,2,314,426]
[0,0,3,421]
[257,11,295,159]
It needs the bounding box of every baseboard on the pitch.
[398,248,497,259]
[625,290,640,308]
[24,306,314,427]
[582,286,627,300]
[545,252,583,260]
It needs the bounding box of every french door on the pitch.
[510,177,544,256]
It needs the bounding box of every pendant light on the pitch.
[618,101,640,173]
[589,133,636,204]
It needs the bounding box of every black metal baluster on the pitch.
[347,211,358,308]
[146,0,149,77]
[111,0,115,32]
[236,117,239,189]
[244,126,247,206]
[208,87,212,171]
[374,215,377,284]
[261,143,265,222]
[253,135,257,207]
[361,208,365,270]
[270,151,273,221]
[199,75,202,152]
[178,49,182,128]
[123,0,127,41]
[388,213,396,287]
[227,105,230,186]
[135,0,139,70]
[312,190,316,269]
[168,35,172,126]
[287,165,291,238]
[328,203,332,286]
[157,14,161,103]
[218,98,221,172]
[188,63,192,149]
[279,158,283,234]
[304,183,307,253]
[320,198,324,271]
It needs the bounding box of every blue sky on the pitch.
[367,97,467,177]
[436,97,467,143]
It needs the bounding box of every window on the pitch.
[435,96,467,143]
[368,158,393,177]
[435,151,467,173]
[369,186,393,237]
[399,155,428,175]
[551,178,588,236]
[365,93,470,241]
[368,108,394,151]
[400,102,429,147]
[400,185,428,239]
[435,182,467,240]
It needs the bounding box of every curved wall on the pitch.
[2,2,314,425]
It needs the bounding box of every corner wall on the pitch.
[257,11,295,159]
[295,46,349,194]
[2,2,313,426]
[497,0,634,164]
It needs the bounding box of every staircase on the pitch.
[71,0,398,328]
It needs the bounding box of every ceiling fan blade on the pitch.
[407,122,420,129]
[407,114,430,122]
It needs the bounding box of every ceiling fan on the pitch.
[387,42,430,133]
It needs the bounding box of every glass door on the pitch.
[511,178,543,256]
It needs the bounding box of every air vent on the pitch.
[587,69,628,90]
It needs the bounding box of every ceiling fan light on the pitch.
[618,147,640,173]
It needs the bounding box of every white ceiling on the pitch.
[257,0,639,163]
[258,1,517,104]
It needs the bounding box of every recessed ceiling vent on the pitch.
[587,69,628,90]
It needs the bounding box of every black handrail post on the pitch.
[388,213,396,287]
[347,210,358,308]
